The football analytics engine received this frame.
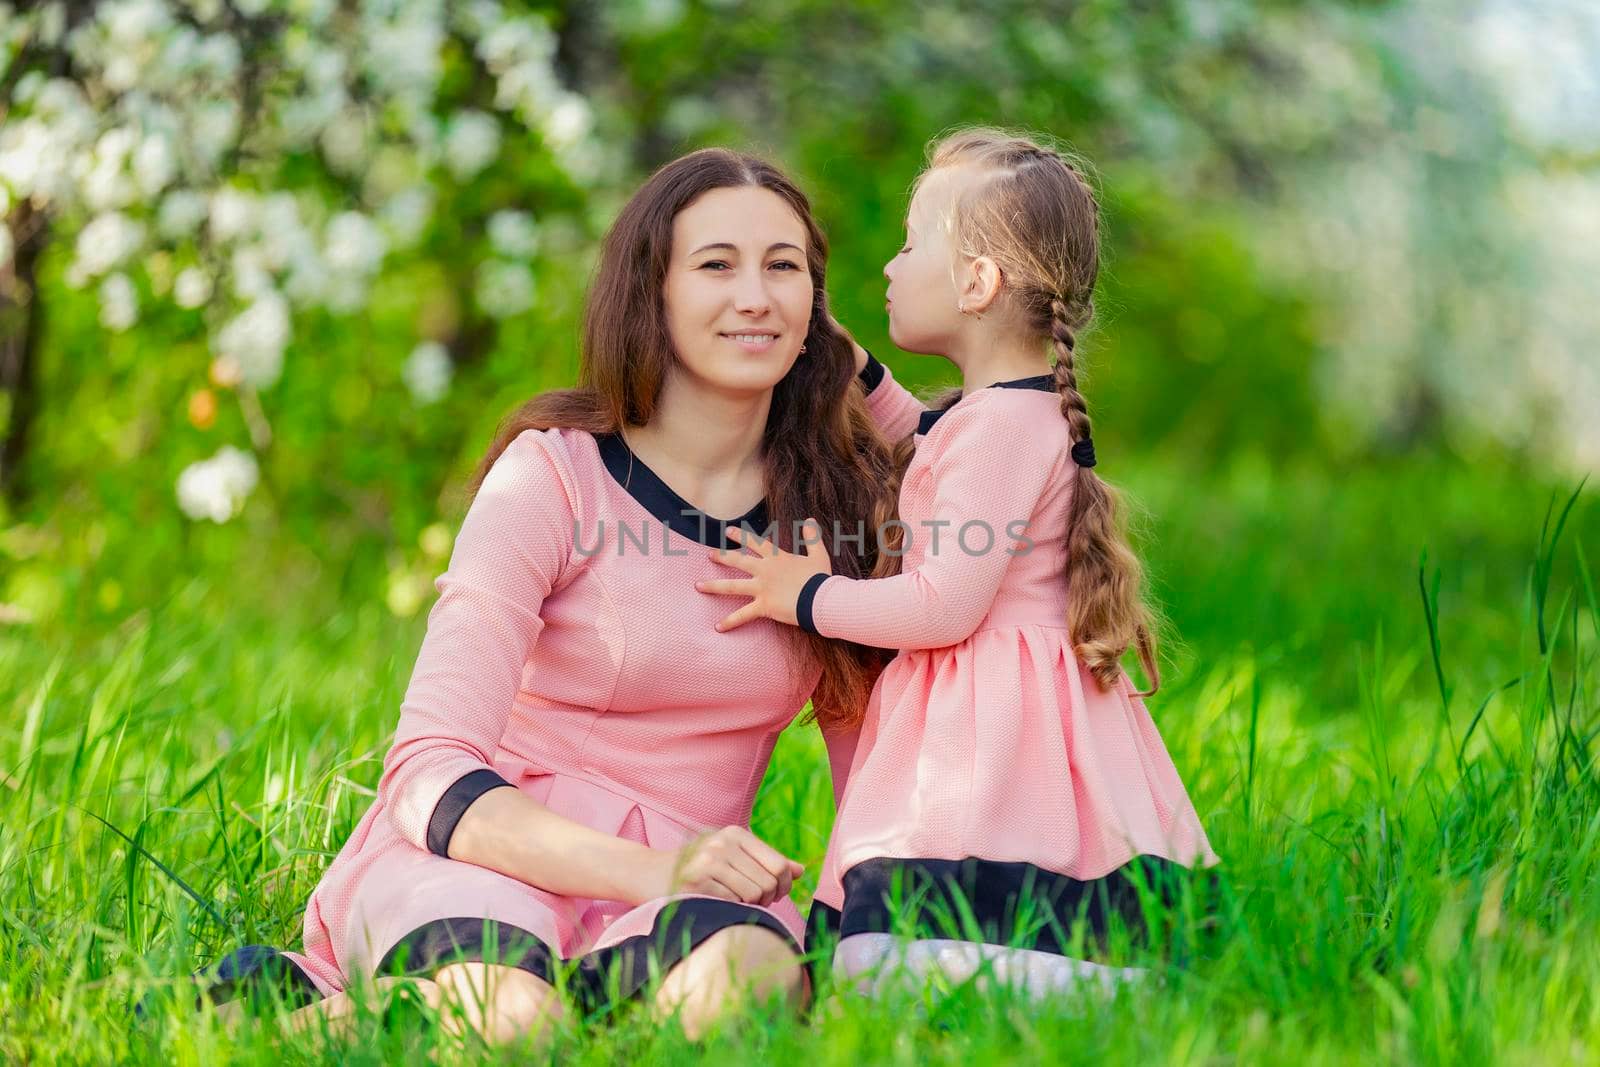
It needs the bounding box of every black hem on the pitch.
[596,432,770,550]
[795,573,830,635]
[858,350,886,393]
[379,915,558,984]
[836,855,1215,959]
[137,944,323,1019]
[802,898,843,992]
[378,899,798,1016]
[916,374,1056,435]
[426,768,515,858]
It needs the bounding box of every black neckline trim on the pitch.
[916,374,1056,435]
[595,432,770,550]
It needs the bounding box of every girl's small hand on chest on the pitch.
[695,519,831,631]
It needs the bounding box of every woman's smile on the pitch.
[721,330,781,353]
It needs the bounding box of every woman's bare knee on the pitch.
[278,976,440,1036]
[652,926,805,1039]
[433,961,566,1046]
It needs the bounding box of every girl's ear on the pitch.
[961,254,1005,315]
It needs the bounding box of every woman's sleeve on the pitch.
[377,429,578,855]
[796,397,1062,650]
[819,721,862,809]
[858,351,926,443]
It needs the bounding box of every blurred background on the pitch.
[1,0,1596,695]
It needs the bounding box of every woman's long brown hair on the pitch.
[467,148,901,730]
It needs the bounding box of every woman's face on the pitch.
[663,186,814,395]
[883,167,968,354]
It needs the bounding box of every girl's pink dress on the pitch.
[213,426,835,1006]
[803,355,1218,954]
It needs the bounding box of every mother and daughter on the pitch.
[191,128,1217,1043]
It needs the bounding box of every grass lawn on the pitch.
[2,452,1596,1064]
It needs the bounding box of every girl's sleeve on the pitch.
[377,429,578,856]
[796,397,1062,650]
[858,351,926,443]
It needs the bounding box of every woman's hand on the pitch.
[696,521,832,631]
[649,826,804,906]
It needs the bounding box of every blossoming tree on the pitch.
[0,0,605,520]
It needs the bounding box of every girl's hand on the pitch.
[696,520,831,631]
[650,826,803,906]
[828,313,870,375]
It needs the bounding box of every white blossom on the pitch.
[444,110,501,180]
[176,445,259,523]
[365,8,445,99]
[99,272,139,331]
[488,209,539,257]
[37,3,67,47]
[192,98,240,165]
[156,189,208,239]
[103,0,171,50]
[132,131,177,196]
[229,245,275,300]
[475,259,535,318]
[542,93,593,148]
[215,290,290,387]
[196,32,242,80]
[283,250,332,307]
[174,266,213,308]
[380,187,433,246]
[324,211,387,274]
[81,126,138,210]
[73,212,145,278]
[0,222,12,267]
[321,273,369,314]
[257,193,309,270]
[209,187,257,242]
[403,340,452,403]
[319,106,372,175]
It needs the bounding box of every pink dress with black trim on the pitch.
[232,426,836,1003]
[803,355,1218,954]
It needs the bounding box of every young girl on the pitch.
[695,128,1218,998]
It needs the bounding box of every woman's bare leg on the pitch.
[433,962,567,1046]
[235,976,443,1036]
[651,926,806,1040]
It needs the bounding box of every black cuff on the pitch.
[796,572,831,635]
[857,349,885,393]
[426,768,515,857]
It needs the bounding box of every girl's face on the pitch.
[663,185,814,395]
[883,167,969,354]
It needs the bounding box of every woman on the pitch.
[203,149,899,1042]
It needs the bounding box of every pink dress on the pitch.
[206,426,838,1009]
[803,355,1218,955]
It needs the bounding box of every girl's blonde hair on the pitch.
[913,126,1160,695]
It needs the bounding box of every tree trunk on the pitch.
[0,201,46,506]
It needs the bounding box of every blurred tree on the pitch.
[0,0,1594,627]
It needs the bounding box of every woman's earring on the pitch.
[799,343,808,354]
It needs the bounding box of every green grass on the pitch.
[2,452,1597,1064]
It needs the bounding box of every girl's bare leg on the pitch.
[833,933,1147,1001]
